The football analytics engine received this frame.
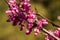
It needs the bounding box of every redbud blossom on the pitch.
[6,10,11,14]
[6,0,48,36]
[45,30,54,40]
[34,28,40,36]
[45,28,60,40]
[41,19,48,25]
[45,35,54,40]
[54,28,60,38]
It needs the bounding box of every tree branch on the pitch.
[42,28,60,40]
[35,8,60,40]
[35,8,60,27]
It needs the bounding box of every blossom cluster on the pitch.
[45,28,60,40]
[6,0,48,36]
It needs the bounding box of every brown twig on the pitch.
[42,28,60,40]
[4,0,9,6]
[35,7,60,40]
[35,8,60,27]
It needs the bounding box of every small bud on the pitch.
[26,28,32,35]
[41,19,48,25]
[6,10,11,14]
[42,22,48,25]
[54,28,60,38]
[34,28,39,36]
[34,32,38,36]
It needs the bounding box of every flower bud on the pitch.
[54,28,60,38]
[6,10,11,14]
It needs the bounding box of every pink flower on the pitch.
[6,0,48,36]
[54,28,60,38]
[9,0,16,7]
[37,21,42,30]
[45,30,54,40]
[34,28,39,36]
[6,10,11,14]
[26,28,32,35]
[45,35,54,40]
[41,19,48,25]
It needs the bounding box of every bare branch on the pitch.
[42,28,60,40]
[35,8,60,27]
[4,0,10,7]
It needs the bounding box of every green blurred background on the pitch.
[0,0,60,40]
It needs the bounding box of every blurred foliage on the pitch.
[0,0,60,40]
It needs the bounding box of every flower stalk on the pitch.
[4,0,10,7]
